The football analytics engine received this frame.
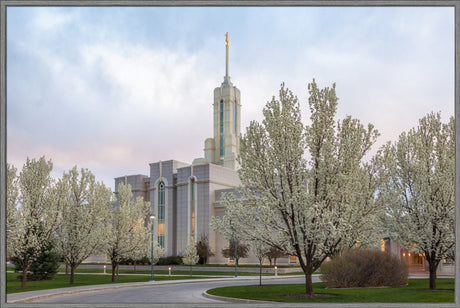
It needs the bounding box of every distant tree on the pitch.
[381,112,454,290]
[182,238,200,276]
[251,240,270,286]
[6,157,62,288]
[196,234,214,264]
[107,183,150,282]
[446,246,455,262]
[149,241,165,280]
[221,240,250,266]
[55,167,113,285]
[266,247,287,266]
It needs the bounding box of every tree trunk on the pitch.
[134,260,137,273]
[21,266,28,288]
[65,262,69,275]
[111,261,117,282]
[259,261,262,286]
[304,271,313,296]
[429,260,438,290]
[70,265,76,285]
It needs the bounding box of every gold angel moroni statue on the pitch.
[225,32,229,47]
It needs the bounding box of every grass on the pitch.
[207,279,455,303]
[55,267,289,276]
[6,272,219,294]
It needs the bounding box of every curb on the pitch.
[202,290,272,304]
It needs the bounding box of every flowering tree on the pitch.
[182,237,200,276]
[149,240,165,280]
[221,240,250,266]
[266,247,286,266]
[381,112,454,290]
[56,167,113,285]
[212,81,384,296]
[251,240,270,286]
[196,234,214,264]
[6,157,62,288]
[107,183,150,282]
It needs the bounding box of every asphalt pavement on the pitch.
[7,272,452,304]
[7,275,312,304]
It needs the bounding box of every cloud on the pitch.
[6,6,454,189]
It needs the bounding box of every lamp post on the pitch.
[234,236,237,278]
[229,219,237,278]
[150,215,156,281]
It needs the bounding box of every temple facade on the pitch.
[114,33,245,263]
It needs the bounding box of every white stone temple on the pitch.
[114,33,244,263]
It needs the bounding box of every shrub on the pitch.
[157,256,183,265]
[320,249,408,288]
[12,243,59,281]
[119,257,135,265]
[138,256,151,265]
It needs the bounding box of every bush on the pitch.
[138,256,151,265]
[12,243,59,281]
[320,249,408,288]
[157,256,183,265]
[119,257,135,265]
[120,256,152,265]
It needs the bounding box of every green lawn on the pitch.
[6,272,218,294]
[55,267,279,276]
[207,279,455,303]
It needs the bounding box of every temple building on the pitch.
[114,33,243,263]
[111,34,454,274]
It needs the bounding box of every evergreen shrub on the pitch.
[157,256,183,265]
[12,243,59,281]
[320,249,408,288]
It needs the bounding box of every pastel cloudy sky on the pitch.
[6,5,454,189]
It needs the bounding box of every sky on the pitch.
[6,6,455,190]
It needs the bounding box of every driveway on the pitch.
[8,275,315,304]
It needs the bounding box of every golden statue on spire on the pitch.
[225,32,229,47]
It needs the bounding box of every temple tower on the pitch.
[204,32,241,170]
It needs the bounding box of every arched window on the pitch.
[234,101,237,135]
[220,99,224,159]
[190,178,196,240]
[158,181,165,248]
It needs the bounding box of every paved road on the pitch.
[12,276,316,304]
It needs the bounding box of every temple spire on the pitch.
[225,32,229,77]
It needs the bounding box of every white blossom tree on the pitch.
[149,240,165,280]
[127,217,150,273]
[56,167,113,285]
[6,157,62,288]
[212,81,384,296]
[107,182,150,282]
[251,240,271,286]
[381,112,454,290]
[182,237,200,276]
